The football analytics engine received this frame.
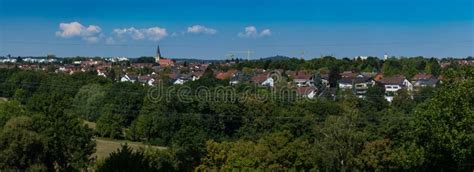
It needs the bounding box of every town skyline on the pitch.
[1,43,473,60]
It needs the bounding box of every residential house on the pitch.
[296,87,317,99]
[173,76,187,85]
[379,75,413,102]
[261,77,274,87]
[320,74,330,88]
[287,71,313,87]
[340,71,357,78]
[250,73,274,87]
[338,77,354,89]
[173,78,186,85]
[138,75,156,86]
[229,71,244,85]
[338,74,374,98]
[411,73,438,88]
[120,74,137,83]
[374,73,383,82]
[190,71,204,81]
[353,75,374,98]
[96,69,107,78]
[164,72,182,85]
[170,74,196,85]
[215,70,237,80]
[81,60,101,67]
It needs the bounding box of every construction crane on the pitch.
[227,50,254,61]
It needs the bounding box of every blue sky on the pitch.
[1,0,473,59]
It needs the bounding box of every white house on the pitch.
[379,75,413,102]
[97,69,107,78]
[289,72,313,87]
[297,87,317,99]
[261,77,274,87]
[120,74,137,83]
[251,73,275,87]
[338,77,354,89]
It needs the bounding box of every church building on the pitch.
[155,45,175,67]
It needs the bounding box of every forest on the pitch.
[0,57,472,171]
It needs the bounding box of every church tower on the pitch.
[155,45,161,63]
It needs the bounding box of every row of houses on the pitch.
[213,69,327,98]
[4,55,445,102]
[118,62,209,86]
[338,72,441,101]
[213,69,442,101]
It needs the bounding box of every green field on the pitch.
[82,120,97,130]
[84,121,167,160]
[94,137,167,160]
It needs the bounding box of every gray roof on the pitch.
[413,78,438,86]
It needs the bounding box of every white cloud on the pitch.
[55,22,101,42]
[113,27,168,41]
[146,27,168,41]
[238,26,258,37]
[186,25,217,35]
[238,26,271,38]
[260,29,272,37]
[113,27,144,40]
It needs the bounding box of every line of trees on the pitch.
[227,56,443,78]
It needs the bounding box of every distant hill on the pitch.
[173,58,224,63]
[164,55,292,63]
[259,55,292,61]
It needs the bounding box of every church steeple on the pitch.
[155,45,161,63]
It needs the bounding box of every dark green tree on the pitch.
[97,144,157,172]
[104,82,145,126]
[71,84,108,121]
[328,66,340,88]
[97,106,125,139]
[0,116,47,171]
[364,86,388,111]
[172,126,207,171]
[391,89,415,113]
[412,79,473,171]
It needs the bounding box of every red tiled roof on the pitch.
[288,71,312,80]
[412,73,434,80]
[374,73,383,81]
[296,87,317,95]
[380,75,406,85]
[251,74,268,83]
[215,70,236,80]
[340,71,357,78]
